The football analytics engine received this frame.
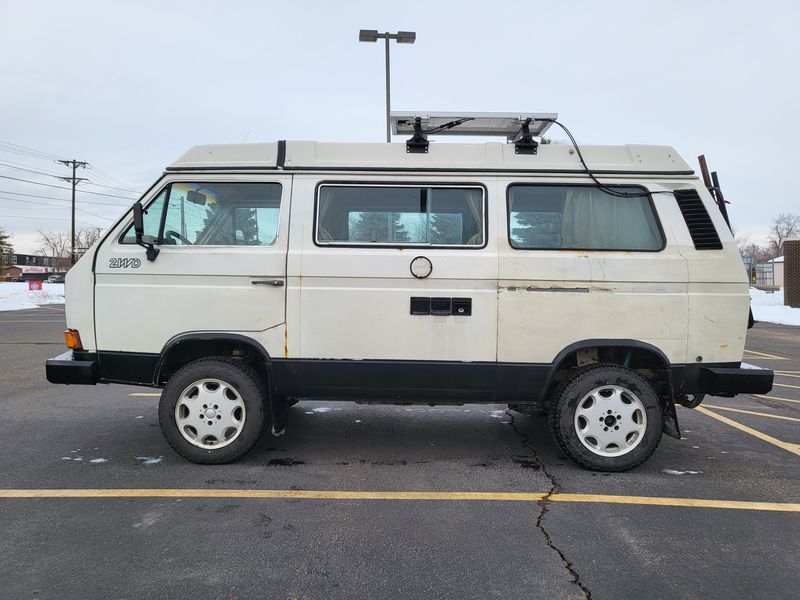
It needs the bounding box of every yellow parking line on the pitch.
[0,488,798,512]
[696,406,800,457]
[549,494,800,513]
[775,372,800,379]
[0,489,545,501]
[774,382,800,390]
[129,392,161,397]
[704,404,800,423]
[743,349,789,360]
[755,394,800,405]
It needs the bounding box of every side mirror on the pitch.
[132,202,159,261]
[133,202,145,242]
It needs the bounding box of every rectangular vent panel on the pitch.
[674,189,723,250]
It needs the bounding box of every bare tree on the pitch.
[37,230,71,258]
[740,241,771,264]
[76,226,103,251]
[768,212,800,257]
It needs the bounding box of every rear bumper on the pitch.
[672,362,773,397]
[46,350,98,385]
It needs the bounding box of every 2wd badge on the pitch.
[109,258,142,269]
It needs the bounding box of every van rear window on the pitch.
[316,185,485,247]
[507,185,663,251]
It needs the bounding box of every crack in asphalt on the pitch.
[505,410,592,600]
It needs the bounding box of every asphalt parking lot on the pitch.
[1,306,798,599]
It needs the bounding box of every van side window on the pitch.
[507,185,663,251]
[316,185,485,247]
[122,182,281,246]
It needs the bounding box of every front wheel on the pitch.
[158,358,265,464]
[548,364,663,472]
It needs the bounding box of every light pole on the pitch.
[359,29,416,143]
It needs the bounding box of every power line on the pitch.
[2,214,98,225]
[0,160,63,178]
[0,174,136,200]
[0,140,143,195]
[0,139,64,161]
[83,180,142,194]
[0,196,116,223]
[0,188,123,207]
[0,161,141,195]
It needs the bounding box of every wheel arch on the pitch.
[156,332,273,387]
[542,339,680,439]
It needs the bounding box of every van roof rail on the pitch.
[391,111,558,154]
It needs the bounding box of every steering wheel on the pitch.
[164,230,192,245]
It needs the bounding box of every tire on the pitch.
[548,364,663,472]
[158,358,266,464]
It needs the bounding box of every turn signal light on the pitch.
[64,329,83,350]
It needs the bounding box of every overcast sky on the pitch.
[1,0,797,254]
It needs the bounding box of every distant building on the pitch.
[769,256,784,288]
[0,254,65,281]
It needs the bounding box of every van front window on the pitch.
[122,182,281,246]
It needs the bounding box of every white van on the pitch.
[46,113,773,471]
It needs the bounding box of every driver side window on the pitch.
[122,182,282,246]
[121,188,168,244]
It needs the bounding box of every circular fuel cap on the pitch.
[410,256,433,279]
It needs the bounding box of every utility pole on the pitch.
[57,159,89,265]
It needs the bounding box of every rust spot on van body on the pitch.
[284,327,288,358]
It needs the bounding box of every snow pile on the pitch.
[0,282,65,311]
[750,288,800,326]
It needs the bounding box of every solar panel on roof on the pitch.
[390,112,558,140]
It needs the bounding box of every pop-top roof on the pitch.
[168,141,693,175]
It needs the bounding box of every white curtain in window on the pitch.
[562,188,660,249]
[464,188,483,245]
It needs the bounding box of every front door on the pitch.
[94,175,291,355]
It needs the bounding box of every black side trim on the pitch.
[674,189,723,250]
[97,351,159,386]
[271,359,513,403]
[46,350,98,385]
[276,140,286,168]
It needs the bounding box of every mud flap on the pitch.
[270,394,289,436]
[661,370,681,439]
[662,398,681,439]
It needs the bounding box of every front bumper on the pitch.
[46,350,98,385]
[672,362,773,397]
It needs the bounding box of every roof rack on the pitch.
[391,111,558,154]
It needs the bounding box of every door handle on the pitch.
[252,279,284,286]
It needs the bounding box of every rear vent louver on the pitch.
[673,189,723,250]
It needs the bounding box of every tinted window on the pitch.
[508,185,663,250]
[122,182,281,246]
[317,185,484,246]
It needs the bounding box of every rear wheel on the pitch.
[549,364,663,471]
[158,358,265,464]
